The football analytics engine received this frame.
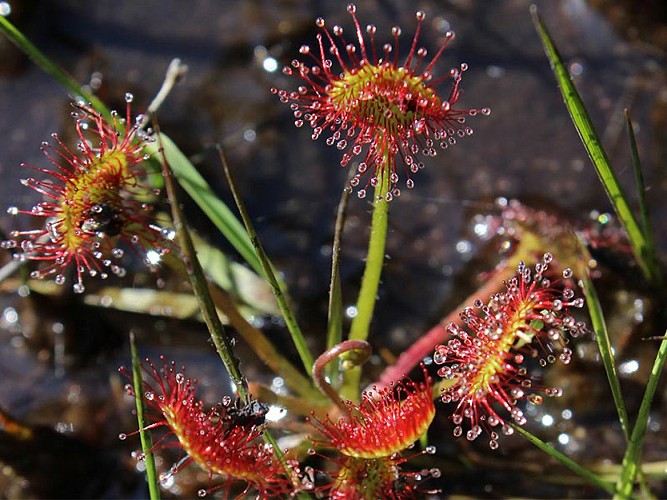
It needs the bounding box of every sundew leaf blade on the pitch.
[1,15,263,282]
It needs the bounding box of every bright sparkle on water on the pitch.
[2,307,18,325]
[456,239,472,254]
[145,249,161,266]
[262,56,279,73]
[619,359,639,374]
[244,129,257,142]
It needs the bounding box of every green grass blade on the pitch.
[616,333,667,498]
[530,7,657,286]
[144,136,263,277]
[624,110,662,287]
[0,15,108,117]
[157,133,249,401]
[512,424,615,494]
[128,332,161,500]
[326,186,352,382]
[218,147,315,375]
[581,272,630,439]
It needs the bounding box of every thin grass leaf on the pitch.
[530,6,658,287]
[156,132,249,402]
[624,110,661,287]
[189,232,278,316]
[218,147,315,374]
[511,424,615,494]
[326,186,352,382]
[144,136,263,277]
[206,285,322,400]
[581,272,630,439]
[0,15,108,116]
[129,332,160,500]
[616,333,667,498]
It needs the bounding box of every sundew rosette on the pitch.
[3,94,169,293]
[272,4,489,200]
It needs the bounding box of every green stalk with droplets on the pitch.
[129,332,161,500]
[342,162,391,401]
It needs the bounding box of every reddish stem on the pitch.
[313,340,372,411]
[374,263,515,391]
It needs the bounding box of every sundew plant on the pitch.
[0,2,665,499]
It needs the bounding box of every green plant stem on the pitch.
[581,273,630,438]
[624,110,662,289]
[349,179,390,342]
[206,285,322,401]
[157,135,248,402]
[218,147,314,374]
[342,168,391,401]
[159,137,301,490]
[0,15,107,115]
[512,424,615,495]
[615,332,667,498]
[129,332,160,500]
[144,136,263,276]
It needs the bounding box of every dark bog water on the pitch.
[0,0,666,497]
